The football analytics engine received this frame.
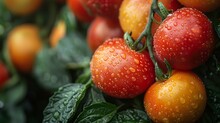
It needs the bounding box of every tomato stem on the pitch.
[131,0,172,81]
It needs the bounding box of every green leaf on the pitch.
[34,48,71,90]
[196,52,220,122]
[0,80,27,106]
[55,32,91,66]
[74,102,118,123]
[83,86,106,108]
[43,83,88,123]
[110,109,150,123]
[8,106,26,123]
[60,7,77,33]
[210,12,220,38]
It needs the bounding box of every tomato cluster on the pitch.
[1,0,219,122]
[86,0,218,122]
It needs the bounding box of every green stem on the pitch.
[135,0,171,81]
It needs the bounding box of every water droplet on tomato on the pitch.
[103,56,108,61]
[134,59,139,64]
[180,97,185,104]
[199,94,203,100]
[111,73,115,77]
[132,77,136,81]
[191,25,201,34]
[177,15,181,19]
[129,67,136,72]
[109,48,114,53]
[173,22,177,26]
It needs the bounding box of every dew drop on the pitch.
[180,97,185,104]
[132,77,136,81]
[109,48,114,53]
[111,73,115,77]
[134,59,140,64]
[173,22,177,26]
[129,67,136,72]
[121,54,126,59]
[199,94,203,100]
[103,56,108,61]
[191,25,201,34]
[177,15,181,19]
[163,118,168,122]
[168,86,173,92]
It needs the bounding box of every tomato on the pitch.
[81,0,123,19]
[90,38,155,98]
[0,62,9,88]
[4,0,42,16]
[87,17,124,52]
[144,71,207,123]
[153,8,215,70]
[119,0,182,40]
[67,0,94,23]
[50,20,66,47]
[7,24,42,73]
[178,0,220,12]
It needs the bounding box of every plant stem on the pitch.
[135,0,171,81]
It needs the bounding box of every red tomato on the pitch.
[4,0,42,16]
[119,0,182,40]
[87,17,124,52]
[0,62,9,88]
[154,8,215,70]
[90,38,155,98]
[81,0,123,19]
[144,71,207,122]
[178,0,220,12]
[7,24,42,73]
[67,0,94,23]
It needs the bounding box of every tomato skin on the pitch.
[4,0,42,16]
[90,38,155,98]
[154,8,215,70]
[81,0,123,19]
[119,0,182,40]
[50,20,66,47]
[178,0,220,12]
[87,17,123,52]
[67,0,94,23]
[0,62,9,88]
[144,71,207,123]
[7,24,42,73]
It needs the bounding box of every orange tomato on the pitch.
[50,20,66,47]
[4,0,42,16]
[144,71,207,122]
[119,0,182,40]
[7,24,42,73]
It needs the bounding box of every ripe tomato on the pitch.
[90,38,155,98]
[81,0,123,19]
[0,62,9,88]
[7,24,42,73]
[119,0,182,40]
[50,20,66,47]
[144,71,207,123]
[153,8,215,70]
[178,0,220,12]
[4,0,42,16]
[67,0,94,23]
[87,17,124,52]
